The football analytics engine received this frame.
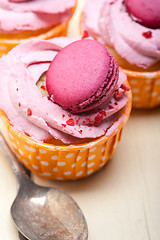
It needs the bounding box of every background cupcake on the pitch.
[82,0,160,108]
[0,0,77,56]
[0,37,131,180]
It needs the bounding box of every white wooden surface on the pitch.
[0,1,160,239]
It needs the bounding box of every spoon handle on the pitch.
[0,134,30,184]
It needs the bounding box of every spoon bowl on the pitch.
[0,134,88,240]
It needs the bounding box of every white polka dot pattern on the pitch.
[77,156,81,161]
[53,167,58,172]
[32,165,39,170]
[56,177,64,180]
[76,171,83,177]
[66,153,74,158]
[125,71,160,108]
[57,162,66,167]
[133,96,140,102]
[12,143,17,149]
[18,149,24,155]
[71,163,76,168]
[24,145,36,152]
[87,169,94,175]
[1,86,131,180]
[64,171,72,176]
[39,149,47,154]
[41,161,49,166]
[22,159,29,165]
[101,156,106,161]
[9,133,14,139]
[42,172,51,177]
[81,162,87,167]
[4,114,127,180]
[51,155,58,160]
[88,155,96,160]
[155,79,160,85]
[131,88,139,93]
[0,45,7,51]
[88,162,95,168]
[129,79,137,85]
[89,147,97,152]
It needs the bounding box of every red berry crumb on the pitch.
[27,108,32,116]
[18,103,21,107]
[94,114,103,126]
[110,0,115,4]
[121,84,130,92]
[142,31,152,39]
[62,114,65,118]
[61,124,66,127]
[41,85,46,90]
[66,118,75,126]
[108,105,114,109]
[114,89,124,100]
[99,109,107,117]
[82,30,89,39]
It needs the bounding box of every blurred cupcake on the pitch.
[82,0,160,108]
[0,0,77,56]
[0,37,131,180]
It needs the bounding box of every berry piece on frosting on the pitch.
[46,39,119,113]
[124,0,160,29]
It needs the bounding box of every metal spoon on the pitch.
[0,134,88,240]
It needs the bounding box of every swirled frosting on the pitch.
[0,38,129,144]
[0,0,76,33]
[82,0,160,69]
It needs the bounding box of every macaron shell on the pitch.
[46,39,118,112]
[125,0,160,28]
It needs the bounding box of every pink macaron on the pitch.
[46,39,119,113]
[125,0,160,29]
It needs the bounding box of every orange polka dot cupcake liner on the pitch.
[121,68,160,109]
[0,90,131,180]
[0,22,68,58]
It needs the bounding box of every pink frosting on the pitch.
[82,0,160,69]
[0,38,129,144]
[0,0,76,33]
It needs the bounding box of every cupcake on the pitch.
[82,0,160,108]
[0,37,132,180]
[0,0,77,56]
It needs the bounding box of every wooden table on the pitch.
[0,1,160,239]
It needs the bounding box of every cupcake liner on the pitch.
[104,44,160,109]
[121,68,160,109]
[0,22,68,57]
[0,89,131,180]
[0,0,78,57]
